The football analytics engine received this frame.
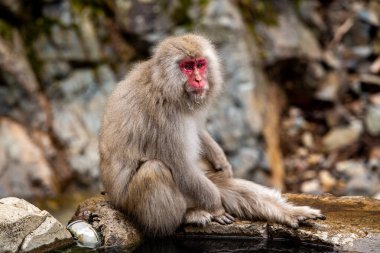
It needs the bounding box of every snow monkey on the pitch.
[99,34,325,237]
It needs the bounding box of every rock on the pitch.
[70,195,142,248]
[195,0,267,176]
[322,120,363,151]
[115,0,175,41]
[33,35,58,61]
[360,73,380,92]
[0,118,57,198]
[48,68,116,183]
[319,170,337,192]
[70,194,380,252]
[0,0,21,15]
[229,147,261,179]
[368,146,380,171]
[269,195,380,253]
[283,107,306,136]
[370,57,380,73]
[323,50,342,69]
[356,6,379,26]
[255,2,322,64]
[301,179,322,194]
[67,220,101,248]
[365,105,380,135]
[50,25,86,61]
[0,197,73,252]
[301,132,314,148]
[351,45,373,58]
[369,93,380,105]
[299,0,326,31]
[336,160,379,196]
[315,71,341,102]
[42,0,73,26]
[41,60,71,84]
[79,9,102,62]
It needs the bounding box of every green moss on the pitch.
[199,0,210,9]
[237,0,280,61]
[71,0,109,17]
[170,0,193,27]
[0,19,13,41]
[23,17,55,44]
[238,0,278,27]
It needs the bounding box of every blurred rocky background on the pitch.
[0,0,380,207]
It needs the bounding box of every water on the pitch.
[52,237,338,253]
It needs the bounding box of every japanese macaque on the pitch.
[99,34,325,237]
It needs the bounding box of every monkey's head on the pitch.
[152,34,222,111]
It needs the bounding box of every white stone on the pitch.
[0,197,72,252]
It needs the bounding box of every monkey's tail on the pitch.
[217,178,289,223]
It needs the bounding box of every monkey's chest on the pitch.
[181,120,201,163]
[141,116,201,163]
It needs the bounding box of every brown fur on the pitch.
[99,34,324,237]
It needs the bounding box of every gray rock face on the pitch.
[0,197,73,252]
[115,0,175,41]
[196,0,268,180]
[49,67,116,183]
[255,1,322,64]
[70,194,380,253]
[1,0,380,200]
[0,119,57,198]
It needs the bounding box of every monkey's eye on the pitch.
[180,60,195,71]
[196,59,207,69]
[196,62,205,68]
[184,62,194,70]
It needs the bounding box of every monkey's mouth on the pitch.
[192,88,205,95]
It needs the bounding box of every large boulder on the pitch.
[70,194,380,252]
[0,197,73,252]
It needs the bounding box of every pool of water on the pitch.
[52,237,338,253]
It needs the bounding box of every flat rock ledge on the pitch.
[70,194,380,253]
[0,197,73,253]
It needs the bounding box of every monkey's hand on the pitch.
[211,208,235,225]
[212,157,233,178]
[200,130,234,178]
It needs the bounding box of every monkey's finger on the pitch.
[297,216,308,222]
[225,213,235,221]
[213,217,226,225]
[222,216,234,224]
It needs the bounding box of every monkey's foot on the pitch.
[284,206,325,228]
[184,209,212,227]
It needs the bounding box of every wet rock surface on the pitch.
[70,194,380,252]
[70,195,142,248]
[0,197,73,252]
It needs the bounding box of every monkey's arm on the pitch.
[200,130,233,177]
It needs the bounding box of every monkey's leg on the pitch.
[215,178,325,228]
[124,160,187,237]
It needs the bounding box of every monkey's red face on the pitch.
[179,58,207,94]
